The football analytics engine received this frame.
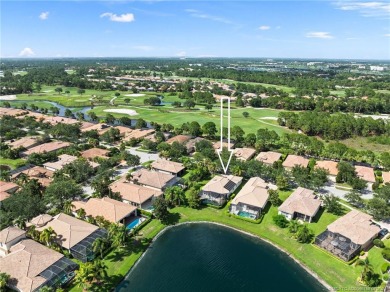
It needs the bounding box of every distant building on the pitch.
[255,151,282,165]
[233,148,256,161]
[315,160,339,182]
[22,141,70,156]
[131,169,178,191]
[151,159,185,176]
[282,155,309,171]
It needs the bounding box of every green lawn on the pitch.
[65,195,389,292]
[0,157,26,169]
[87,105,288,135]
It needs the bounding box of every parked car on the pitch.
[379,228,388,238]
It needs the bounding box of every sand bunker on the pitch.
[259,117,278,120]
[103,109,139,116]
[0,95,16,100]
[124,94,145,97]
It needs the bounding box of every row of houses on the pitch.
[198,173,382,263]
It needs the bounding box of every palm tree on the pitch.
[91,259,108,284]
[288,219,300,234]
[92,236,109,259]
[63,201,75,215]
[27,225,40,241]
[39,227,57,246]
[74,262,94,291]
[13,216,27,230]
[356,258,373,282]
[109,223,127,249]
[76,208,86,220]
[38,285,52,292]
[0,272,10,290]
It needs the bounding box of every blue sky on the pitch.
[1,1,389,59]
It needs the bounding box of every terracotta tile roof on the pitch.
[12,166,54,187]
[110,178,162,205]
[151,159,185,174]
[0,239,63,292]
[212,141,235,150]
[0,191,10,201]
[0,181,19,193]
[202,174,243,195]
[23,141,70,156]
[315,160,339,176]
[81,148,109,160]
[0,108,28,117]
[234,148,256,161]
[43,116,79,126]
[282,155,309,169]
[355,165,376,183]
[80,123,111,135]
[231,177,269,209]
[29,214,53,227]
[33,213,98,250]
[43,154,78,171]
[131,169,176,190]
[72,197,136,223]
[79,121,95,130]
[382,171,390,184]
[0,226,25,244]
[124,129,155,140]
[166,135,192,145]
[327,210,380,245]
[278,187,321,217]
[114,126,133,136]
[256,151,282,165]
[7,137,40,149]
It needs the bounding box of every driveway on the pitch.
[126,147,159,164]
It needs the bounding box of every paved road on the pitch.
[126,147,159,164]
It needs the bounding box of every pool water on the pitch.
[126,218,143,230]
[238,211,257,219]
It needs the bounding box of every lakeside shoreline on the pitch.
[117,221,334,292]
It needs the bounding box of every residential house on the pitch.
[0,239,78,292]
[185,137,205,153]
[234,148,256,161]
[72,197,137,224]
[230,177,272,219]
[282,155,309,171]
[81,147,109,160]
[22,141,70,156]
[255,151,282,165]
[114,126,133,137]
[7,137,40,150]
[110,177,162,210]
[81,123,111,135]
[200,174,243,206]
[151,159,185,176]
[212,141,235,151]
[30,213,107,262]
[43,154,78,172]
[315,210,381,261]
[315,160,339,182]
[123,129,155,140]
[12,166,54,188]
[383,171,390,185]
[131,169,178,191]
[166,135,192,145]
[0,227,26,257]
[0,181,19,194]
[355,165,376,190]
[278,187,321,222]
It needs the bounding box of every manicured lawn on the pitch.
[367,238,390,276]
[87,105,288,135]
[0,157,26,169]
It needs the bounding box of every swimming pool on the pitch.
[126,218,143,230]
[238,211,257,220]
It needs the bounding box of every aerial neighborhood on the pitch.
[0,58,389,291]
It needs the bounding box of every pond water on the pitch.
[116,223,326,292]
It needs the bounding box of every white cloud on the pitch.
[19,48,35,57]
[100,12,135,23]
[39,11,49,20]
[176,51,187,57]
[132,45,154,51]
[258,25,270,30]
[385,34,390,37]
[305,32,334,39]
[185,9,233,24]
[333,1,390,17]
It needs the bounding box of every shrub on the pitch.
[360,250,365,256]
[373,239,385,248]
[382,247,390,261]
[273,215,289,228]
[383,273,389,281]
[381,262,389,274]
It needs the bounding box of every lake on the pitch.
[116,223,327,292]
